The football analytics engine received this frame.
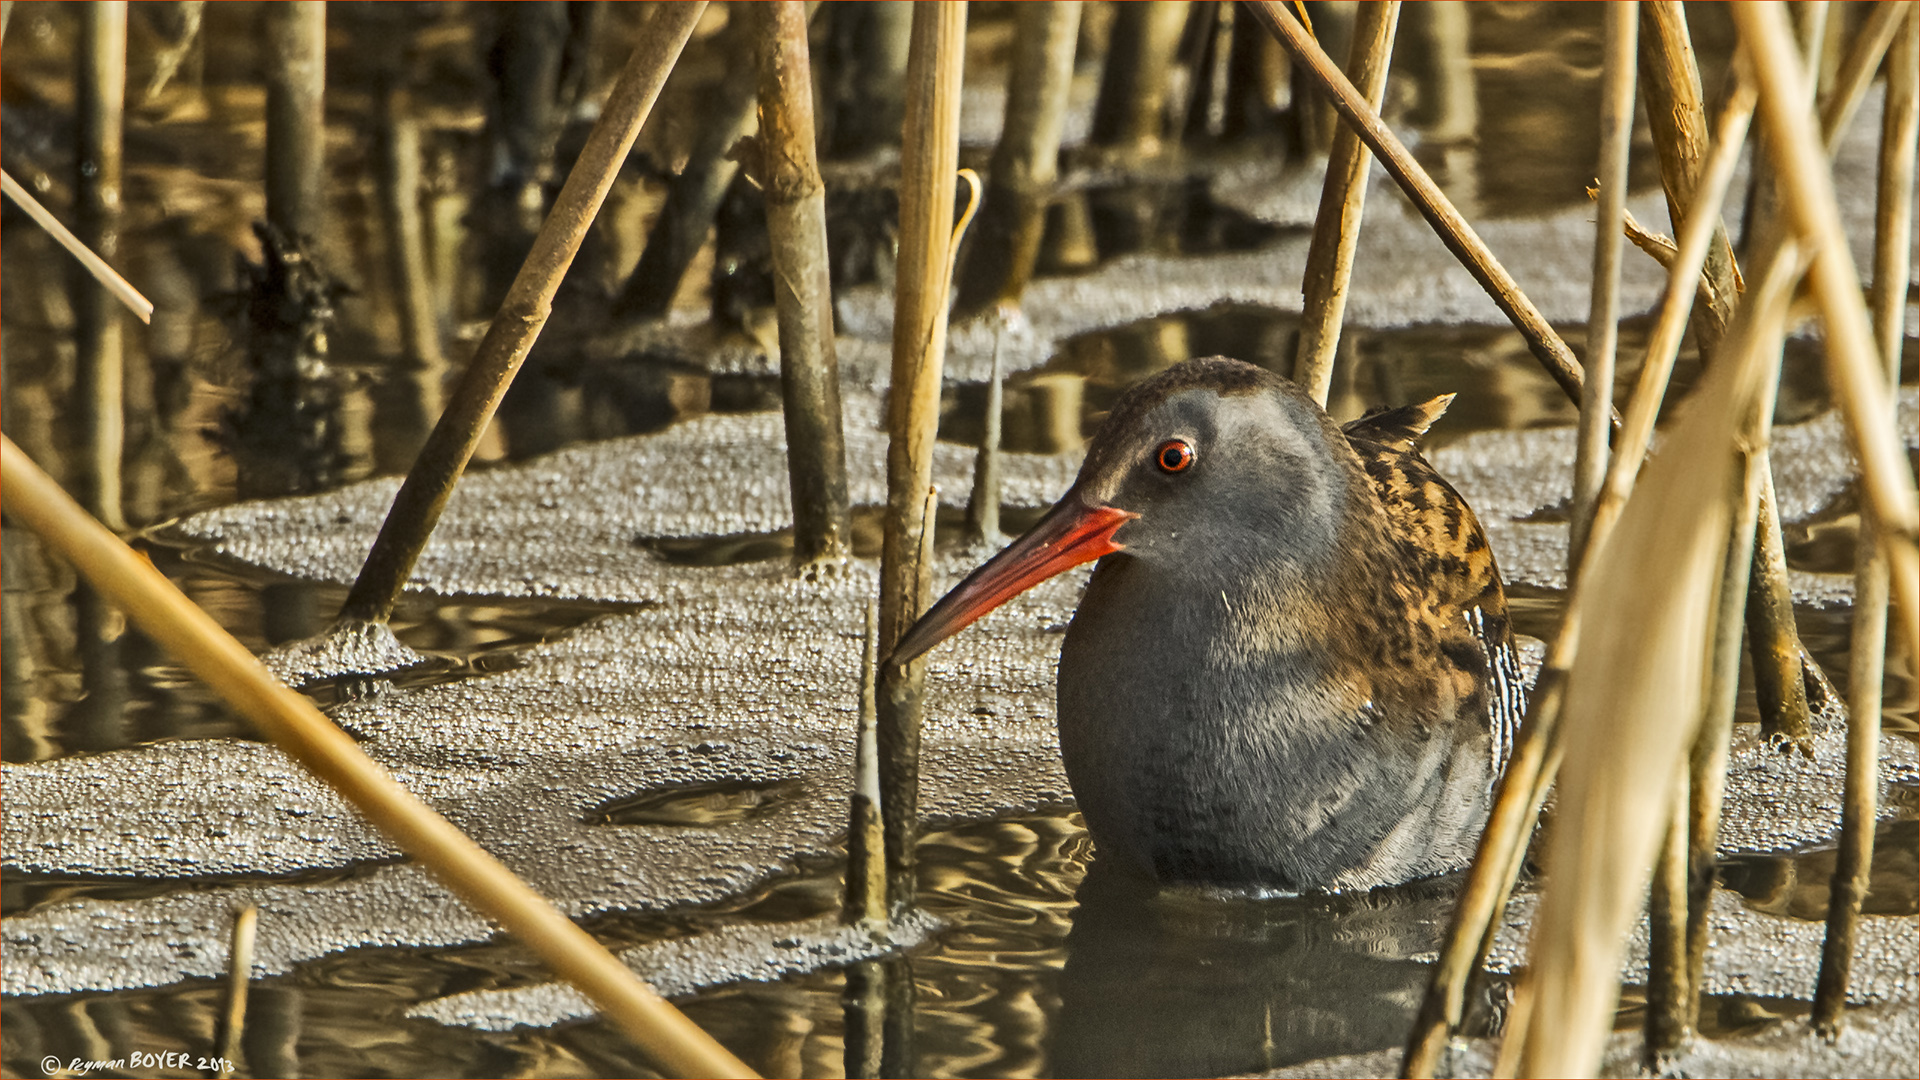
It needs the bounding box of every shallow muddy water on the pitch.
[4,3,1917,1078]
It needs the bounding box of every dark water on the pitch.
[3,3,1915,1078]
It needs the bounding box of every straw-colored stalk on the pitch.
[0,436,756,1079]
[262,1,325,244]
[339,2,707,625]
[1401,74,1757,1077]
[1243,0,1594,413]
[954,0,1081,315]
[1733,1,1920,663]
[1569,2,1636,574]
[1640,2,1813,753]
[1507,232,1796,1078]
[1684,415,1772,1027]
[1814,2,1917,1035]
[216,906,258,1078]
[1819,1,1911,154]
[847,599,887,927]
[0,171,152,323]
[755,0,851,565]
[1294,0,1399,407]
[876,0,967,908]
[1637,2,1742,351]
[965,317,1009,546]
[74,0,128,532]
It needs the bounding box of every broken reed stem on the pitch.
[613,17,758,321]
[1294,0,1399,407]
[755,0,851,565]
[262,1,325,244]
[73,0,128,531]
[847,598,887,927]
[1814,4,1916,1036]
[378,87,444,369]
[217,905,258,1078]
[953,0,1082,315]
[337,3,706,625]
[1243,0,1595,415]
[876,0,967,910]
[965,315,1008,546]
[0,436,757,1080]
[1734,1,1920,664]
[1569,2,1636,575]
[0,172,152,324]
[1402,72,1757,1079]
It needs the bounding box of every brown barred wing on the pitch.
[1344,405,1523,776]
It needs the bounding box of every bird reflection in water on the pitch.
[1050,863,1503,1078]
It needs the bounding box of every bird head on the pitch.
[890,357,1354,665]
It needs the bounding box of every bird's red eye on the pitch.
[1155,439,1195,473]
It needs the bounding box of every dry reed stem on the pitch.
[1643,767,1692,1059]
[847,598,887,928]
[1734,1,1920,663]
[965,315,1009,546]
[955,0,1082,315]
[1589,77,1755,546]
[1508,236,1794,1079]
[756,0,851,565]
[1684,422,1772,1029]
[1819,1,1909,154]
[74,0,127,532]
[262,1,325,244]
[1638,2,1743,347]
[339,2,706,625]
[0,436,756,1079]
[1244,0,1595,413]
[1814,2,1917,1035]
[0,171,152,324]
[1638,8,1791,727]
[216,906,258,1078]
[1294,0,1399,407]
[1570,2,1637,576]
[877,0,968,907]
